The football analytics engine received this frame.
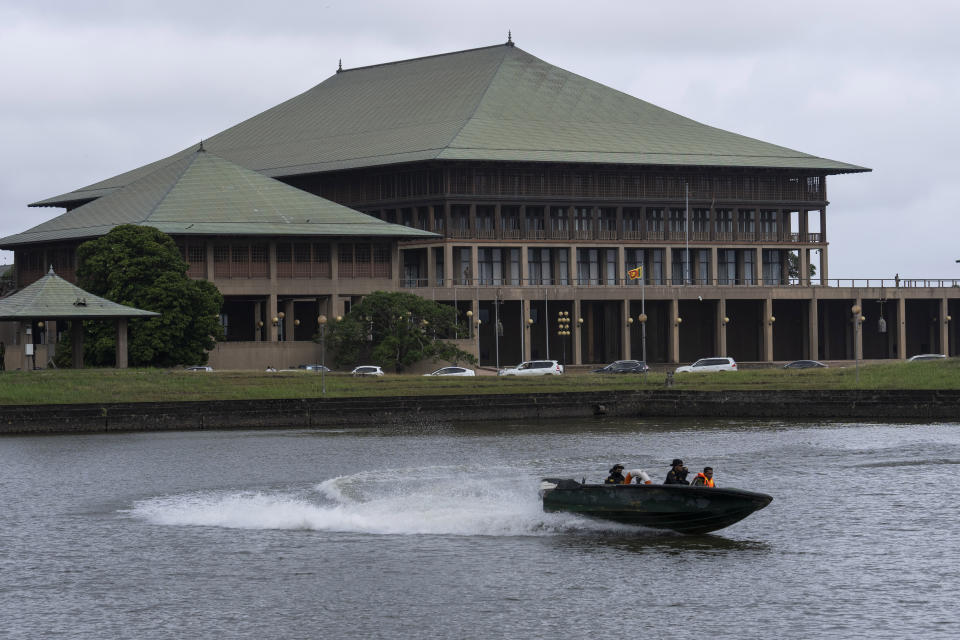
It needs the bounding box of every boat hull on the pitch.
[541,479,773,535]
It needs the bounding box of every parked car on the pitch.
[783,360,827,369]
[423,366,476,377]
[297,364,331,372]
[185,365,213,372]
[907,354,946,361]
[351,365,384,376]
[498,360,564,376]
[592,360,650,374]
[675,357,737,373]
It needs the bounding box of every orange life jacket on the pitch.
[694,473,715,487]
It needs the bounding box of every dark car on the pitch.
[783,360,828,369]
[592,360,650,374]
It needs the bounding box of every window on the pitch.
[716,209,733,234]
[577,249,600,285]
[763,249,783,285]
[668,208,686,234]
[718,250,736,285]
[743,250,756,285]
[738,209,755,234]
[646,208,664,233]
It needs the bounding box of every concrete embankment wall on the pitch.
[2,390,959,435]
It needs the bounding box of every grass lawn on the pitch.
[0,359,958,406]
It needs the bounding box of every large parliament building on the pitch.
[3,40,958,369]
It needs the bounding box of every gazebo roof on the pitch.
[0,267,160,320]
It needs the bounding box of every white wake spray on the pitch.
[127,465,631,536]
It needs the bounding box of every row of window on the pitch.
[178,242,392,279]
[432,247,790,287]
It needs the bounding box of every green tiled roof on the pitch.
[4,149,436,247]
[0,267,160,319]
[32,43,868,208]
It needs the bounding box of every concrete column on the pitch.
[615,206,623,240]
[443,244,453,288]
[254,301,262,342]
[116,318,128,369]
[468,203,477,237]
[469,246,478,287]
[329,243,338,283]
[897,297,907,359]
[573,298,582,364]
[941,297,950,355]
[268,293,278,341]
[664,247,673,284]
[494,203,501,239]
[808,297,819,360]
[391,243,400,285]
[426,247,436,287]
[709,247,718,286]
[820,246,829,283]
[670,297,680,363]
[854,295,863,362]
[283,300,295,342]
[568,246,577,285]
[764,297,774,362]
[800,209,809,242]
[522,298,532,361]
[800,248,810,286]
[71,320,84,369]
[520,245,529,286]
[428,205,437,233]
[205,239,215,280]
[617,246,625,286]
[755,247,763,285]
[622,299,632,360]
[717,298,727,357]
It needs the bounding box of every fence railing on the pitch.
[399,277,960,289]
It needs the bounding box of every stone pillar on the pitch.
[617,246,625,286]
[799,248,810,286]
[568,246,577,285]
[808,297,819,361]
[664,247,673,284]
[116,318,128,369]
[622,298,632,360]
[72,320,84,369]
[764,297,774,362]
[670,297,680,363]
[520,245,529,286]
[573,298,582,364]
[897,297,907,359]
[755,247,763,285]
[469,246,478,287]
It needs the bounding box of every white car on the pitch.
[423,366,476,377]
[351,365,384,377]
[498,360,564,376]
[907,354,946,362]
[675,357,737,373]
[185,365,213,372]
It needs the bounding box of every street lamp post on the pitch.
[556,311,570,367]
[317,314,328,395]
[851,304,862,384]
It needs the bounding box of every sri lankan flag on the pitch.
[627,266,643,280]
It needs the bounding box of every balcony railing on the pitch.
[399,277,960,289]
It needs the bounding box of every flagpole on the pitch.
[685,182,690,284]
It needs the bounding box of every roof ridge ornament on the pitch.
[198,140,206,152]
[506,31,514,46]
[337,59,343,73]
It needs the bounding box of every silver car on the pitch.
[675,357,737,373]
[350,365,384,377]
[498,360,564,376]
[423,366,476,377]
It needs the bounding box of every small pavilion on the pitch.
[0,266,159,369]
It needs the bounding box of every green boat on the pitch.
[540,479,773,535]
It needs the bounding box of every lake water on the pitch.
[2,417,959,639]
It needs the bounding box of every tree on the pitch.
[325,291,475,371]
[69,224,224,367]
[787,253,817,280]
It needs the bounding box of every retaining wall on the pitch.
[1,389,959,435]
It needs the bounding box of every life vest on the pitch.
[694,473,714,487]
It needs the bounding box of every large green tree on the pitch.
[71,224,224,367]
[325,291,475,371]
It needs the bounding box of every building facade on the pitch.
[4,41,958,368]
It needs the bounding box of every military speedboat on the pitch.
[540,479,772,534]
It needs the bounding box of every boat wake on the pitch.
[126,466,635,537]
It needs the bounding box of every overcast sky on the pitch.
[1,0,958,278]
